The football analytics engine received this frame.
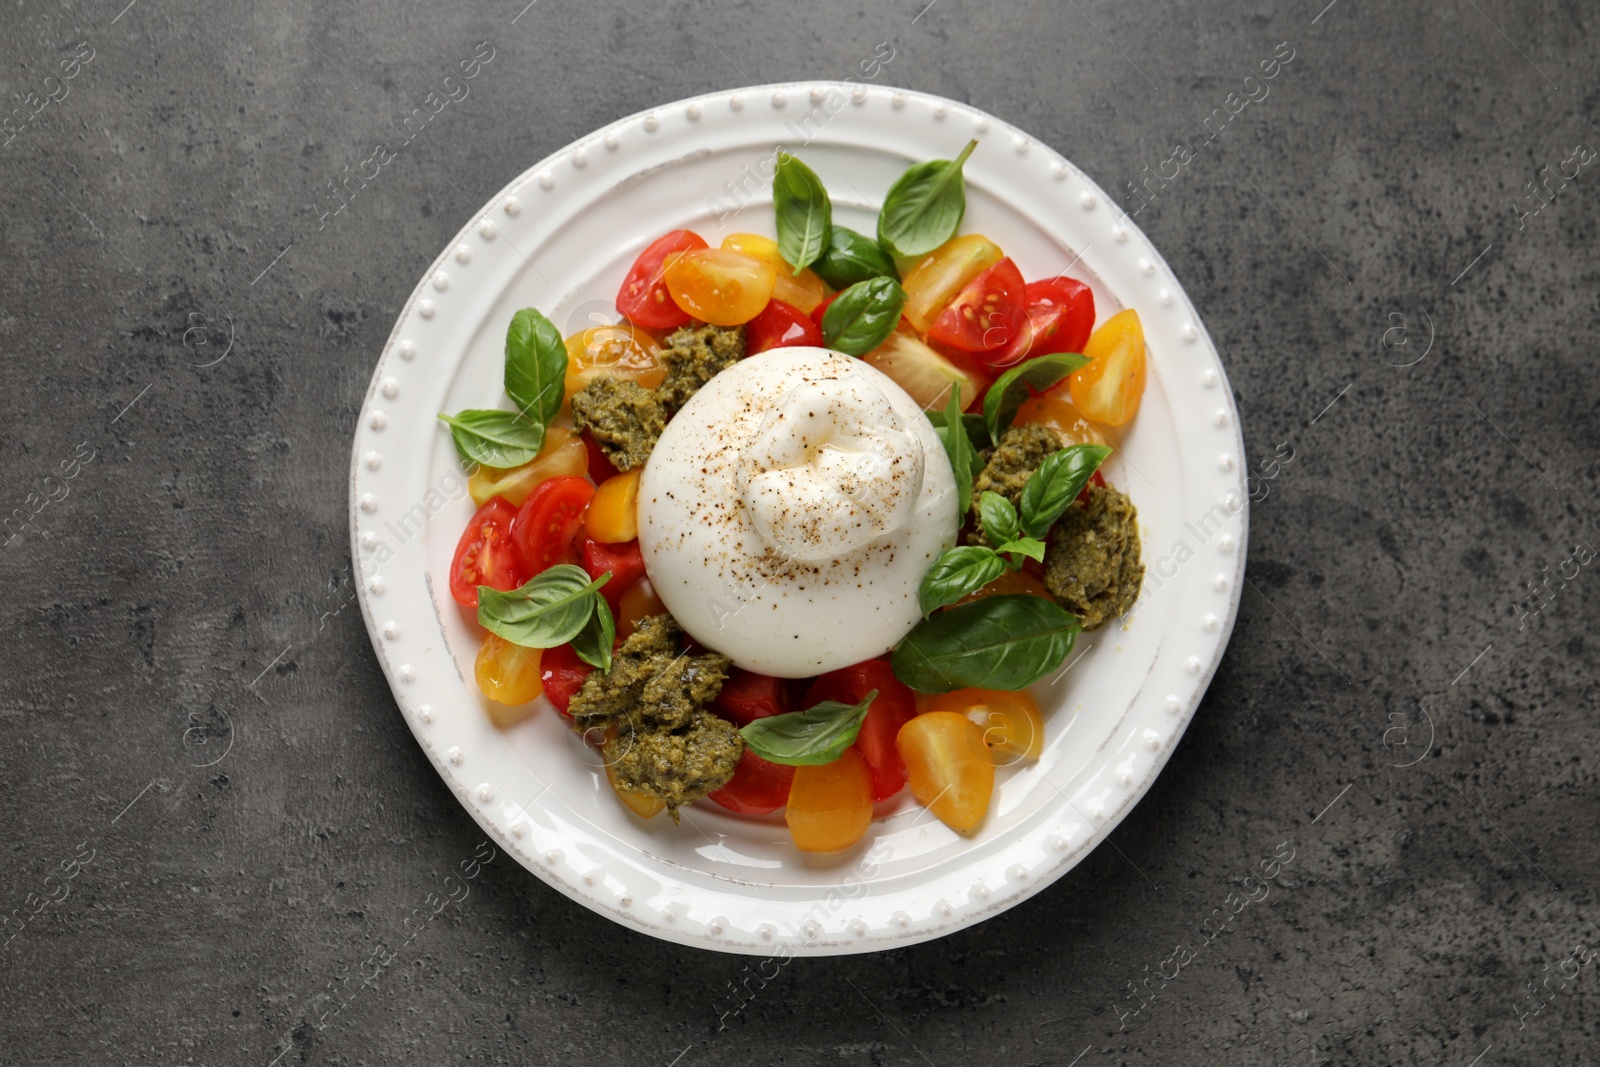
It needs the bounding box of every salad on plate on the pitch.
[438,143,1148,853]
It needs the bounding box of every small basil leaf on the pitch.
[982,352,1091,442]
[503,308,567,428]
[570,591,615,671]
[978,491,1020,547]
[437,410,545,468]
[773,152,832,274]
[738,691,877,766]
[917,546,1006,617]
[821,277,908,356]
[1018,444,1113,539]
[477,565,610,649]
[876,139,978,259]
[929,383,978,516]
[995,537,1047,565]
[813,225,900,289]
[891,594,1080,693]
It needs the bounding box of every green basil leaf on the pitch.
[927,409,993,453]
[917,546,1006,617]
[813,225,899,289]
[821,276,907,356]
[1018,444,1113,539]
[876,139,978,259]
[931,383,976,516]
[739,691,877,766]
[504,307,567,427]
[773,152,832,274]
[995,536,1047,565]
[978,491,1020,547]
[891,594,1080,693]
[477,564,610,649]
[437,409,545,468]
[570,590,615,671]
[982,352,1091,442]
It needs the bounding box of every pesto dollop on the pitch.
[1043,483,1144,630]
[568,614,740,816]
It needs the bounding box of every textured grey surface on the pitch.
[2,1,1597,1064]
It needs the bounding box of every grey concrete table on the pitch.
[3,1,1596,1064]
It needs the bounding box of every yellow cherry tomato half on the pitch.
[475,633,542,726]
[467,427,590,508]
[925,688,1044,763]
[861,331,990,412]
[563,323,666,401]
[616,576,668,642]
[605,758,666,819]
[896,712,995,832]
[1012,390,1110,447]
[663,247,776,326]
[786,748,873,852]
[901,234,1004,333]
[1069,309,1147,427]
[721,233,828,313]
[586,469,641,544]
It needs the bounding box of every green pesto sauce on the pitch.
[1043,483,1144,631]
[569,322,746,472]
[568,614,740,817]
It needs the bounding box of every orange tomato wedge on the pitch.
[1069,309,1146,427]
[475,634,542,726]
[925,688,1044,762]
[586,469,641,544]
[952,568,1051,608]
[467,427,589,507]
[896,712,995,832]
[605,758,666,819]
[564,323,666,400]
[663,247,776,326]
[616,576,667,641]
[786,748,873,852]
[1012,390,1110,447]
[721,233,828,313]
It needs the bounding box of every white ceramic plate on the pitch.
[349,82,1247,956]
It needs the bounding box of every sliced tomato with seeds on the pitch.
[511,476,595,576]
[617,230,707,329]
[449,496,528,608]
[927,257,1025,355]
[804,659,917,803]
[745,299,824,355]
[988,276,1096,368]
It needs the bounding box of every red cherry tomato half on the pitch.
[708,670,794,814]
[708,747,796,815]
[579,536,647,613]
[715,668,790,725]
[581,430,620,484]
[805,659,917,803]
[511,476,595,576]
[989,276,1096,368]
[538,642,592,719]
[449,496,529,608]
[745,299,824,355]
[809,291,840,332]
[617,229,707,329]
[927,257,1025,355]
